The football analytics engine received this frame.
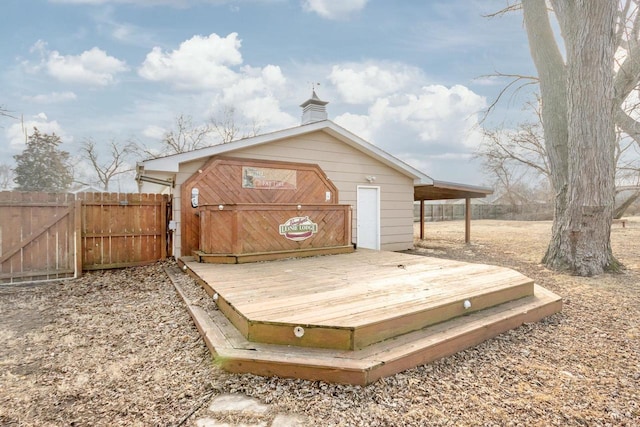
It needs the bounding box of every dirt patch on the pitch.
[1,219,639,426]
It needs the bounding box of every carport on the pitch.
[414,180,493,243]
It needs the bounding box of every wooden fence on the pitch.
[414,203,554,222]
[0,192,170,284]
[0,192,78,284]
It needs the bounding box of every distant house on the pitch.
[136,91,491,258]
[70,185,104,194]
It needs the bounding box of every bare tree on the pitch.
[613,129,640,217]
[136,114,216,159]
[479,94,640,216]
[477,126,551,206]
[78,138,137,191]
[0,163,14,190]
[137,108,262,160]
[478,96,551,190]
[210,105,261,143]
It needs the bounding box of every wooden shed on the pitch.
[137,92,490,259]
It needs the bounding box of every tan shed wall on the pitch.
[155,130,415,257]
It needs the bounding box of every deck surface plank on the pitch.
[185,250,534,328]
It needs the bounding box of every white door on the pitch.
[357,186,380,250]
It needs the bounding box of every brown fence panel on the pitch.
[78,192,168,270]
[0,191,78,284]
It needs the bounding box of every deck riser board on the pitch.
[195,245,354,264]
[207,290,562,386]
[352,283,534,349]
[239,282,534,350]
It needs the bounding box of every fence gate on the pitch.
[0,192,79,284]
[78,192,168,270]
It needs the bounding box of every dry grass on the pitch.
[1,218,639,426]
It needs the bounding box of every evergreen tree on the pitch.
[14,127,73,192]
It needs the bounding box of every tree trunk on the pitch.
[523,0,619,275]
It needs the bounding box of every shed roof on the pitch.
[138,119,492,201]
[138,119,433,185]
[415,180,493,201]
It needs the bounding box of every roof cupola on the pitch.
[300,89,329,124]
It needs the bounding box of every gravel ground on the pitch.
[1,219,638,426]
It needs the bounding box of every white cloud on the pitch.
[335,112,373,140]
[142,124,166,139]
[23,92,78,104]
[95,9,159,46]
[334,83,486,174]
[329,63,423,104]
[5,113,69,150]
[302,0,368,20]
[219,64,296,130]
[49,0,191,5]
[472,75,502,86]
[23,42,128,86]
[46,47,129,85]
[138,33,243,90]
[137,33,296,132]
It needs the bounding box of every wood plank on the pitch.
[74,199,82,278]
[183,251,540,352]
[0,268,75,280]
[248,321,353,350]
[352,282,533,349]
[173,251,564,385]
[218,348,371,386]
[233,264,531,320]
[0,206,70,264]
[79,192,167,270]
[365,286,563,383]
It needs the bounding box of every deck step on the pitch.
[167,265,562,386]
[182,251,536,350]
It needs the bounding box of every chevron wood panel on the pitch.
[199,204,351,254]
[182,156,344,257]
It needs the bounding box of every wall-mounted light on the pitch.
[365,176,376,183]
[191,188,199,208]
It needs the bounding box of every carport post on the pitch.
[465,198,471,244]
[420,200,425,240]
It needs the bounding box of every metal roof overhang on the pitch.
[414,180,493,201]
[414,181,492,243]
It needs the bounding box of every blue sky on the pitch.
[0,0,537,191]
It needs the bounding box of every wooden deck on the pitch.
[172,250,562,385]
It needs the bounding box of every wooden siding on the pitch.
[180,157,341,257]
[199,203,352,255]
